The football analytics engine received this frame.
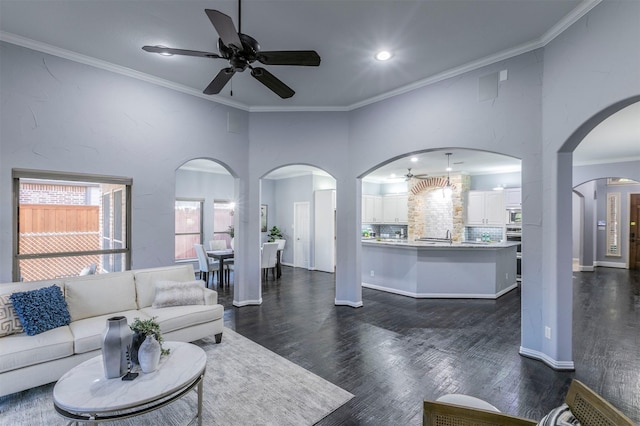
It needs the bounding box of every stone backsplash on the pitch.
[408,174,469,242]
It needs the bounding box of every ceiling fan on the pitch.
[404,168,429,181]
[142,2,321,99]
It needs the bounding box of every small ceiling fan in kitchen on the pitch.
[142,0,321,99]
[404,168,429,181]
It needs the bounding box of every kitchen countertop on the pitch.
[362,239,520,249]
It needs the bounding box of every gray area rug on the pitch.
[0,328,354,425]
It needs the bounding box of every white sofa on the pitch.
[0,264,223,397]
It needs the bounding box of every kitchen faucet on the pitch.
[445,229,451,242]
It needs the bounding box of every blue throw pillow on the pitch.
[10,285,71,336]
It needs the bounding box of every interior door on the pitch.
[630,194,639,270]
[293,202,310,269]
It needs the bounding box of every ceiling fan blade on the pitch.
[203,67,235,95]
[142,46,221,58]
[257,51,321,66]
[205,9,243,50]
[251,67,294,99]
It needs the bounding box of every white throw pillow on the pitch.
[152,280,205,308]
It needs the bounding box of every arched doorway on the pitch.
[571,101,640,271]
[360,148,522,296]
[260,164,337,279]
[175,158,236,286]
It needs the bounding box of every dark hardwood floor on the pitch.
[215,267,640,425]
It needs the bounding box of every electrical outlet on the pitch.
[505,273,509,280]
[370,270,375,277]
[544,326,551,339]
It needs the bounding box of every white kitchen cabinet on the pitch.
[382,194,408,224]
[505,188,522,208]
[466,191,505,226]
[362,195,383,223]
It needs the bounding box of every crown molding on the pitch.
[347,0,602,111]
[0,31,250,112]
[539,0,602,45]
[0,0,602,113]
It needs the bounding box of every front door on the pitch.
[630,193,640,270]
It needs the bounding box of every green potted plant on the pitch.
[267,226,283,242]
[129,317,170,364]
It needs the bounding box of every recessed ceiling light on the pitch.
[390,173,396,178]
[375,50,392,61]
[410,157,418,162]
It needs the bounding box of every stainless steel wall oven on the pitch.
[506,225,522,281]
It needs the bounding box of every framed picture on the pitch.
[260,204,268,232]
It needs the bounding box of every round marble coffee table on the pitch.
[53,341,206,425]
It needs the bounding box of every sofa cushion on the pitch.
[152,280,205,308]
[134,265,195,309]
[0,293,23,337]
[68,310,149,354]
[140,304,223,335]
[64,272,137,321]
[9,286,71,336]
[0,326,74,373]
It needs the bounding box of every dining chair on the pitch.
[261,242,279,281]
[210,239,234,283]
[209,240,227,250]
[194,243,221,287]
[274,239,286,278]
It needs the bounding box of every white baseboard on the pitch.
[579,265,595,272]
[233,298,262,307]
[594,261,627,269]
[362,282,517,299]
[335,299,363,308]
[519,346,575,371]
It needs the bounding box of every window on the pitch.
[175,199,203,261]
[606,192,621,257]
[13,169,131,282]
[213,201,235,248]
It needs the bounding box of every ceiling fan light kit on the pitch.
[142,3,320,99]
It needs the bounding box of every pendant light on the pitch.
[443,153,453,197]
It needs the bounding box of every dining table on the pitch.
[206,249,234,287]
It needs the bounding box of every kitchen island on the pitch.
[361,239,520,299]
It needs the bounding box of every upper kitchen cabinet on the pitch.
[466,191,505,226]
[505,188,522,208]
[382,194,408,224]
[362,194,383,223]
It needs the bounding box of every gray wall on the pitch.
[0,42,249,280]
[1,0,638,370]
